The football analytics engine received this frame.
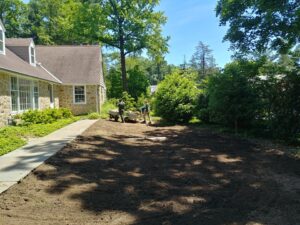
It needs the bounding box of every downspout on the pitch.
[96,85,100,113]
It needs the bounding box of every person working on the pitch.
[140,100,152,125]
[117,99,125,123]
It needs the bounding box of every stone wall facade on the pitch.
[0,72,105,127]
[0,72,11,127]
[39,81,59,110]
[59,85,101,115]
[0,72,60,128]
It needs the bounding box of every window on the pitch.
[48,84,54,107]
[30,47,35,64]
[11,77,18,112]
[34,82,39,109]
[0,29,4,54]
[10,77,39,113]
[19,79,33,111]
[74,86,86,104]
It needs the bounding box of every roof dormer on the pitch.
[6,38,36,66]
[0,19,5,55]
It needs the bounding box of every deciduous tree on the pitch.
[0,0,29,37]
[88,0,168,91]
[216,0,300,54]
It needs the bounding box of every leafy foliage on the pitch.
[0,117,79,156]
[207,61,261,130]
[106,64,150,101]
[196,56,300,140]
[128,66,150,100]
[257,58,300,139]
[0,0,29,38]
[121,92,136,111]
[154,71,198,123]
[106,68,123,99]
[190,41,217,79]
[87,112,101,120]
[86,0,169,90]
[18,108,73,125]
[100,99,118,119]
[216,0,300,54]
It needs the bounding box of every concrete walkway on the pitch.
[0,119,97,194]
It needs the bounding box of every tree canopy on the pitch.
[190,41,217,79]
[216,0,300,54]
[0,0,29,38]
[87,0,169,91]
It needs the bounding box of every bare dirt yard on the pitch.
[0,120,299,225]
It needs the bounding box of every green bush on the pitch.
[195,93,210,123]
[136,93,152,110]
[207,61,261,131]
[121,92,136,111]
[60,108,73,118]
[154,71,198,123]
[18,108,73,125]
[100,99,118,119]
[87,112,101,120]
[258,67,300,139]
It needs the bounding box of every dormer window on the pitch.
[0,25,5,55]
[30,47,35,63]
[29,41,36,66]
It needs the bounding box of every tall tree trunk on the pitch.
[120,47,128,91]
[119,19,128,92]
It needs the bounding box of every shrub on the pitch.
[258,68,300,139]
[121,92,136,111]
[100,99,118,119]
[60,108,73,118]
[207,61,260,131]
[195,93,210,123]
[18,108,73,125]
[154,71,198,123]
[136,93,152,110]
[87,112,101,120]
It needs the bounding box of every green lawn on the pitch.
[0,117,80,156]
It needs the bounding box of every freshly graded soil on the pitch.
[0,120,299,225]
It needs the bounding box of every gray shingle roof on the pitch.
[36,46,104,86]
[5,38,33,64]
[0,47,62,83]
[6,38,32,47]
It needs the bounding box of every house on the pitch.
[0,19,106,127]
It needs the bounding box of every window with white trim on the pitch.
[0,28,4,54]
[74,86,86,104]
[34,81,39,109]
[30,46,35,64]
[10,76,39,113]
[11,77,19,112]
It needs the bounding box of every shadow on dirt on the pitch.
[34,121,300,225]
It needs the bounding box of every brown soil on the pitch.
[0,120,299,225]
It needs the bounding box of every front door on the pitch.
[48,84,54,108]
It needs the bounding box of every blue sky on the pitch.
[159,0,232,67]
[22,0,232,67]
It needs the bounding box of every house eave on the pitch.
[0,67,61,84]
